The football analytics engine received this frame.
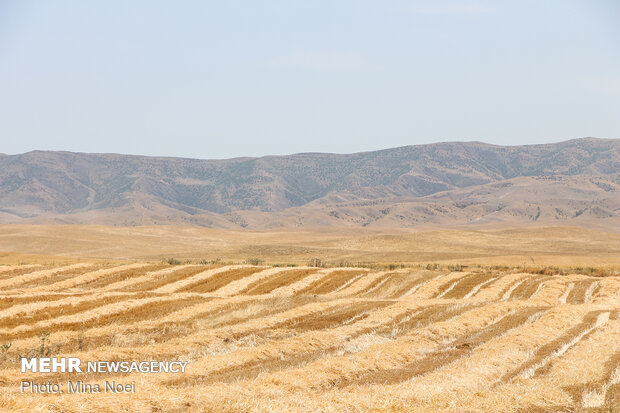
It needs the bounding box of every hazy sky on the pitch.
[1,1,619,159]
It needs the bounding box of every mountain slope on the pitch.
[0,138,618,228]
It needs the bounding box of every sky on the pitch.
[0,0,619,159]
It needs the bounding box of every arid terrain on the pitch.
[1,138,619,229]
[0,225,619,412]
[1,224,620,266]
[1,136,619,413]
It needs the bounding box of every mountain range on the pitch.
[0,137,618,229]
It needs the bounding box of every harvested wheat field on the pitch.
[0,258,619,412]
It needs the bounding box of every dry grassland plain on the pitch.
[0,225,618,412]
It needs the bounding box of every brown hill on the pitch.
[0,138,618,228]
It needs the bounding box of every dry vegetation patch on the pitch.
[0,256,618,412]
